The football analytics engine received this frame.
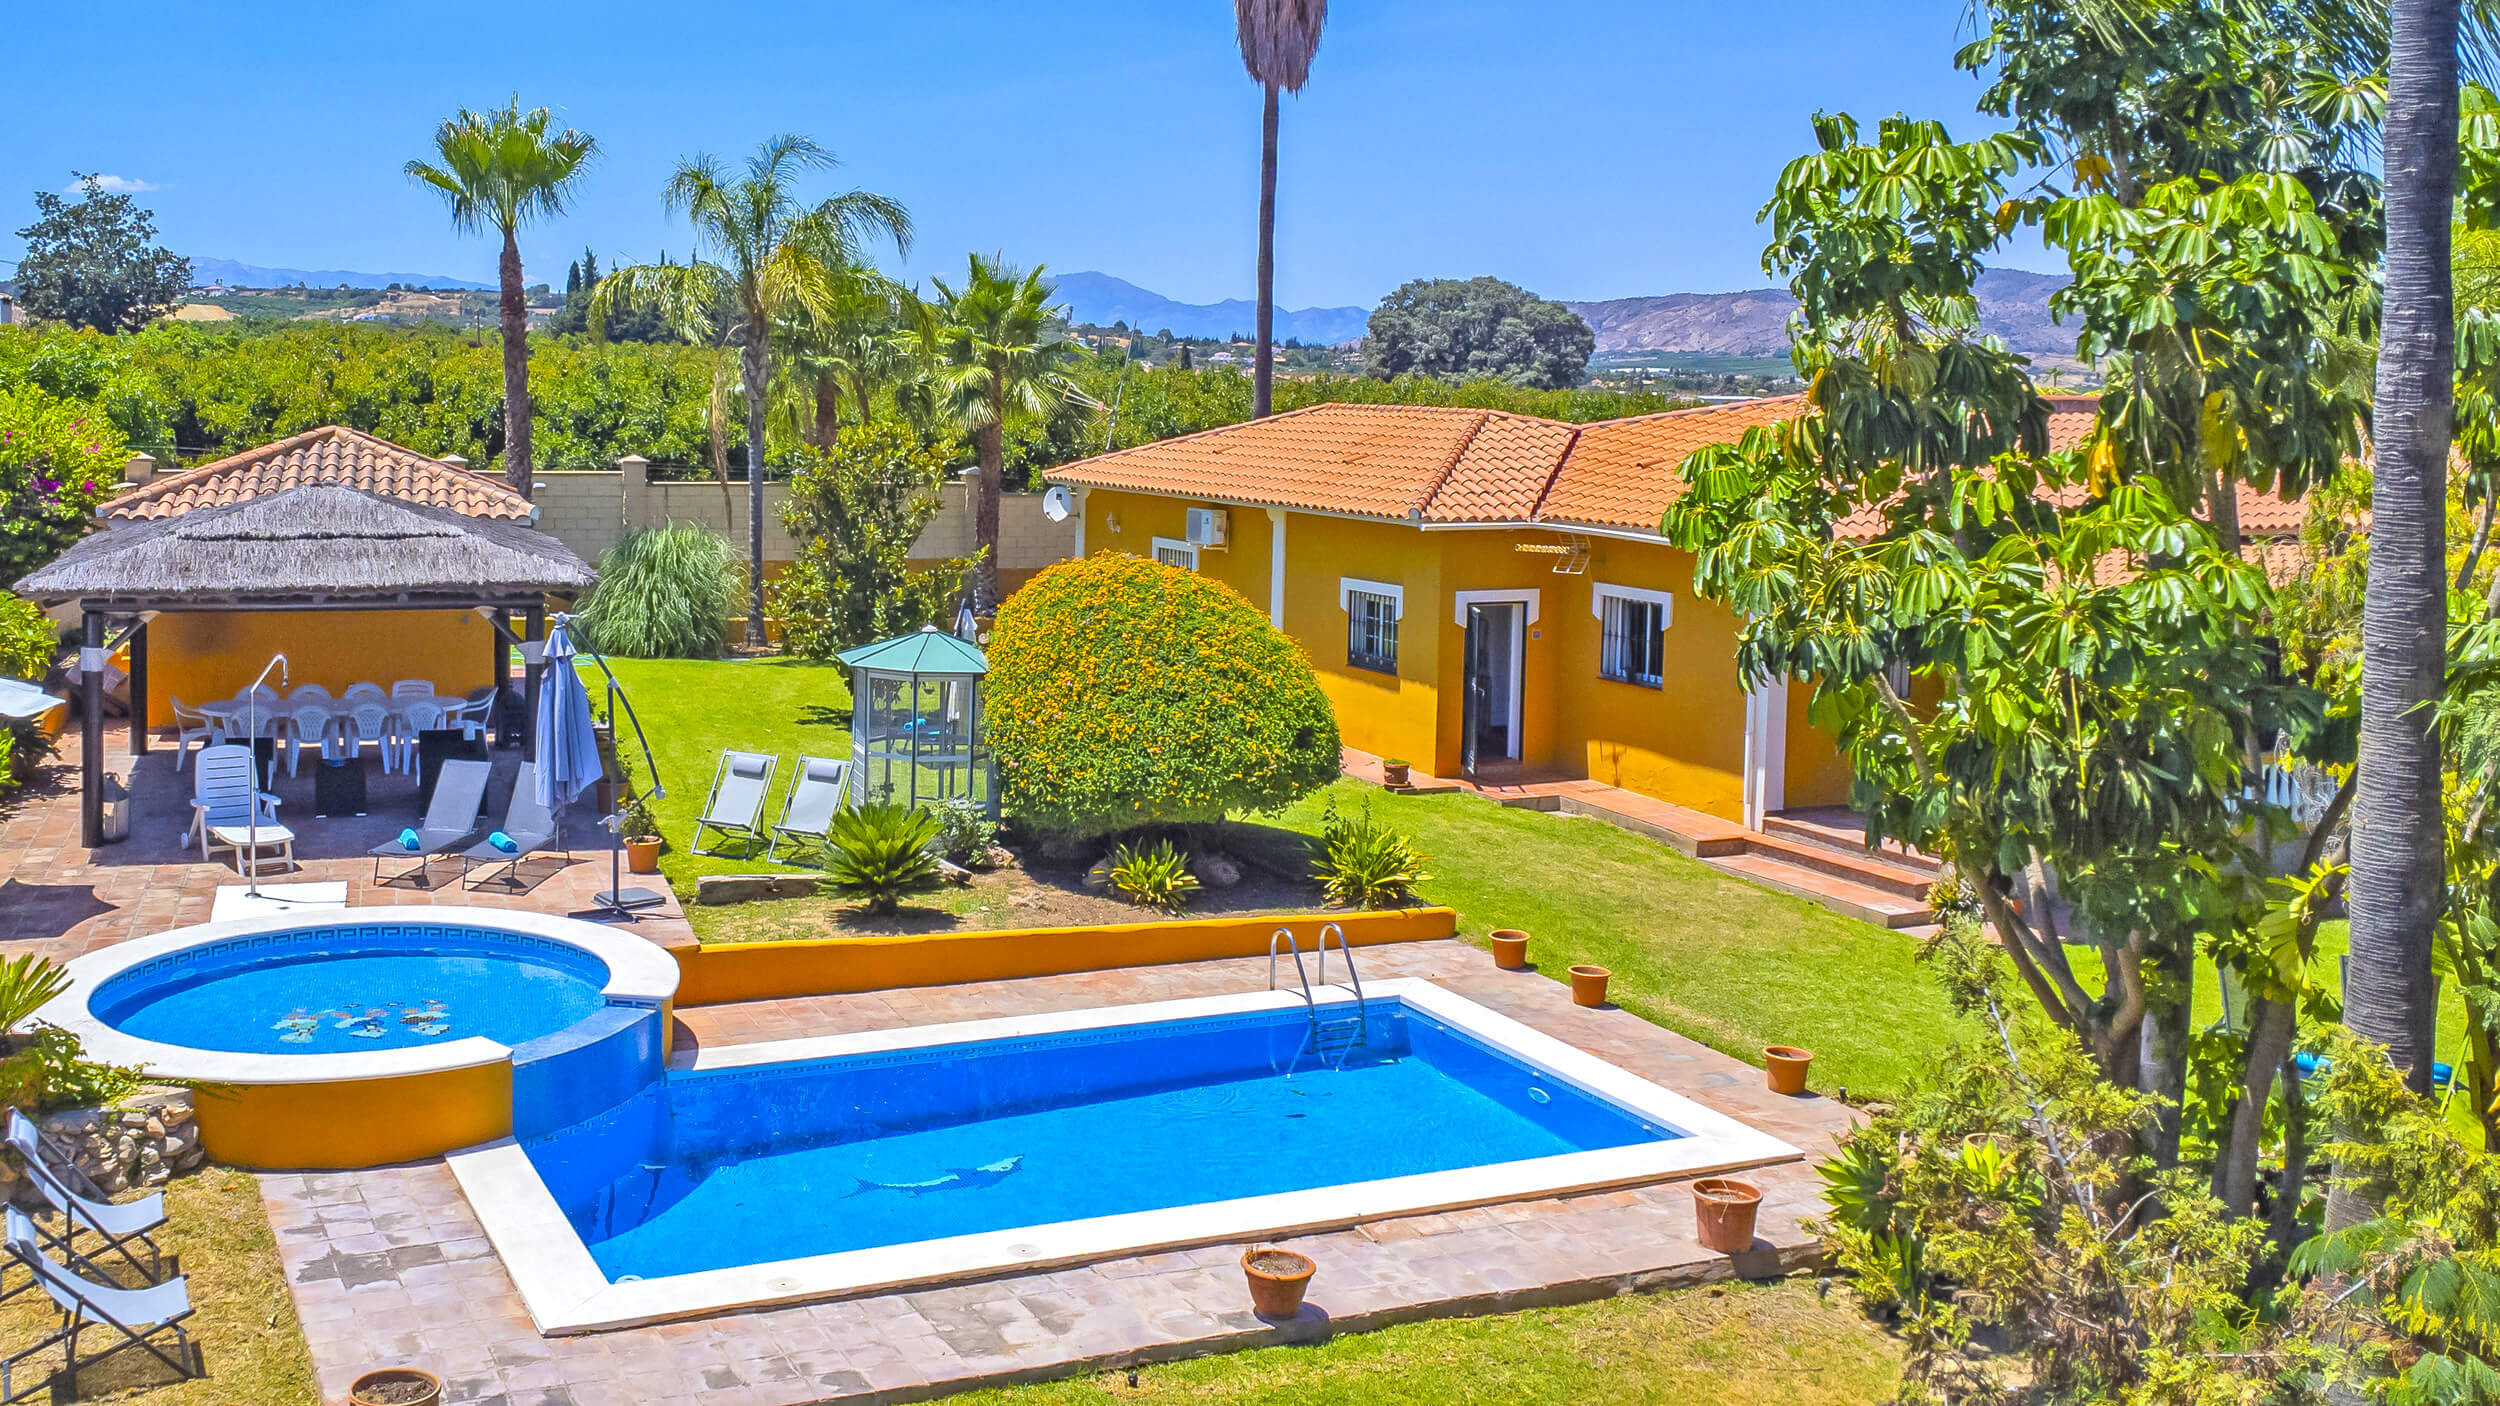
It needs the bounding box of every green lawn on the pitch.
[957,1277,1900,1406]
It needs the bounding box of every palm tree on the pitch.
[911,254,1074,611]
[774,266,913,448]
[1235,0,1327,419]
[405,99,597,498]
[2347,0,2463,1112]
[593,136,911,646]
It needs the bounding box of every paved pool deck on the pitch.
[266,939,1856,1406]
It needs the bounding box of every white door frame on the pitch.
[1742,677,1788,829]
[1453,589,1538,763]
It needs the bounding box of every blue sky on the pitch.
[4,1,2049,307]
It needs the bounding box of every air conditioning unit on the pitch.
[1185,507,1231,549]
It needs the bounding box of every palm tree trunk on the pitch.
[972,386,1004,612]
[1253,82,1279,420]
[2336,0,2461,1226]
[498,228,533,498]
[742,333,771,648]
[813,378,842,450]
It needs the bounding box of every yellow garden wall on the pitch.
[190,1062,510,1171]
[1783,680,1857,810]
[146,608,495,721]
[674,907,1459,1007]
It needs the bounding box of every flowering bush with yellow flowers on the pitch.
[988,553,1341,842]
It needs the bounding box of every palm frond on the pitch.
[1235,0,1329,92]
[404,96,598,236]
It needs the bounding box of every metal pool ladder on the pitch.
[1269,922,1367,1071]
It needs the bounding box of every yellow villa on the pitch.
[1045,391,2291,837]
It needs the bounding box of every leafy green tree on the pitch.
[1234,0,1327,418]
[772,422,975,658]
[908,255,1073,611]
[593,135,911,645]
[0,382,127,580]
[1363,277,1594,389]
[12,175,190,331]
[405,99,598,498]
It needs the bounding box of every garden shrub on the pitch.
[828,803,942,914]
[988,554,1341,842]
[931,797,997,867]
[1314,803,1432,909]
[573,524,738,658]
[774,423,979,658]
[1103,838,1199,914]
[0,591,57,683]
[0,383,125,582]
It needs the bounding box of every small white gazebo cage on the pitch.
[837,625,995,816]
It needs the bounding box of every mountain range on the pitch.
[1564,268,2074,361]
[1050,271,1371,345]
[187,257,491,291]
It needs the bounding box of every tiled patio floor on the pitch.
[0,723,696,960]
[274,941,1856,1406]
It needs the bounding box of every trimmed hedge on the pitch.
[989,554,1340,841]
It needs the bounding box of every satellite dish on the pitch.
[1041,485,1074,522]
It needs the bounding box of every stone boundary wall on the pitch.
[534,463,1073,577]
[2,1087,204,1205]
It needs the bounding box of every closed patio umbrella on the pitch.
[534,617,603,851]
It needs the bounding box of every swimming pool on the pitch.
[452,980,1799,1332]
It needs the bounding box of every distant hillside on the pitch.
[1565,268,2076,361]
[187,257,491,292]
[1054,271,1369,346]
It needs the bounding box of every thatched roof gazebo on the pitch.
[16,483,596,845]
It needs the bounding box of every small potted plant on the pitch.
[1242,1245,1316,1319]
[1764,1045,1814,1095]
[349,1367,442,1406]
[1692,1177,1762,1254]
[1569,963,1612,1007]
[620,795,662,874]
[1381,757,1411,788]
[1489,928,1530,970]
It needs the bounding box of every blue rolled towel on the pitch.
[397,827,421,851]
[488,830,519,854]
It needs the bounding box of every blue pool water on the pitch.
[524,1000,1679,1281]
[95,929,611,1055]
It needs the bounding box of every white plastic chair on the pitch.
[184,745,292,874]
[282,702,334,776]
[446,695,494,742]
[165,698,223,774]
[2,1206,197,1399]
[395,701,446,772]
[341,703,399,774]
[341,682,386,704]
[390,679,434,699]
[286,684,332,705]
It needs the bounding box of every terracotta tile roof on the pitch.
[1045,390,2319,544]
[105,426,531,521]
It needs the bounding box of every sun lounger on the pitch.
[2,1111,165,1287]
[2,1207,197,1402]
[691,750,778,856]
[460,762,562,889]
[183,745,293,876]
[767,756,853,863]
[368,758,492,884]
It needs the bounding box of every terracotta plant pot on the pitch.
[1490,929,1530,970]
[1568,964,1612,1007]
[1764,1045,1814,1095]
[349,1368,443,1406]
[1692,1177,1763,1255]
[625,836,662,874]
[1242,1246,1316,1319]
[1381,759,1411,787]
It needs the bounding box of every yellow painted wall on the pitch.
[1428,533,1568,778]
[676,906,1460,1007]
[1783,681,1857,809]
[145,608,495,721]
[190,1062,510,1170]
[1283,512,1444,769]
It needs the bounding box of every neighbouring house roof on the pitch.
[16,483,594,609]
[105,425,532,522]
[837,625,989,676]
[1047,393,2324,547]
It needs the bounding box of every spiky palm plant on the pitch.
[405,99,598,497]
[828,804,943,915]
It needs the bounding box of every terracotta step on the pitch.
[1761,809,1939,866]
[1550,789,1751,858]
[1703,851,1934,928]
[1741,830,1938,901]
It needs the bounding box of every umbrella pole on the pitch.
[563,619,668,918]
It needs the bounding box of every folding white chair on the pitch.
[2,1111,165,1286]
[2,1207,197,1402]
[691,751,778,855]
[768,757,853,863]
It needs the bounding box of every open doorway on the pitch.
[1460,599,1524,774]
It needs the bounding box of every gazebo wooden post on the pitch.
[491,608,514,749]
[128,619,149,757]
[79,607,104,847]
[522,605,546,762]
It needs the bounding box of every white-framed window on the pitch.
[1592,583,1672,688]
[1151,536,1198,571]
[1340,577,1403,673]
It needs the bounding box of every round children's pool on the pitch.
[40,909,682,1170]
[92,927,613,1056]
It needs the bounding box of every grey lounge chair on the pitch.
[368,758,492,884]
[768,756,853,864]
[2,1207,197,1402]
[460,761,562,890]
[691,750,778,856]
